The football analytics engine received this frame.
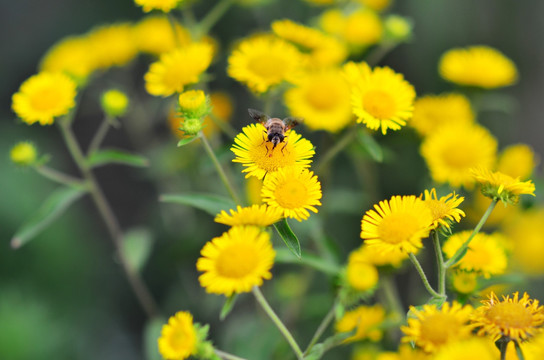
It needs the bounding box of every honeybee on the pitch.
[248,108,302,156]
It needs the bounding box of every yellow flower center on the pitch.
[30,87,62,111]
[305,83,339,110]
[363,89,396,119]
[216,243,259,278]
[442,144,478,168]
[274,179,308,209]
[427,199,449,221]
[419,313,461,346]
[168,327,193,352]
[486,302,534,330]
[378,212,420,244]
[248,54,287,80]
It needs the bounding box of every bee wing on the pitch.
[248,108,269,124]
[283,117,302,131]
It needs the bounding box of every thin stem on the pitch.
[408,253,444,300]
[252,286,304,360]
[432,230,446,295]
[87,116,113,156]
[304,299,338,356]
[57,118,159,318]
[365,42,397,66]
[35,165,86,188]
[444,198,498,268]
[196,0,235,38]
[500,339,507,360]
[315,126,358,174]
[380,275,404,316]
[199,131,242,205]
[208,112,238,139]
[514,340,525,360]
[214,349,247,360]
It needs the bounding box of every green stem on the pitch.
[208,112,238,139]
[315,126,358,174]
[87,116,113,156]
[408,253,444,300]
[252,286,304,360]
[199,131,242,205]
[514,340,525,360]
[365,42,397,66]
[196,0,235,38]
[304,299,338,356]
[34,165,86,188]
[500,339,507,360]
[214,349,247,360]
[57,118,159,318]
[444,198,498,268]
[432,230,446,295]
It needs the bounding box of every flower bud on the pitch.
[10,141,38,166]
[178,90,209,119]
[101,89,129,117]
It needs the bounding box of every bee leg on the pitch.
[280,140,288,155]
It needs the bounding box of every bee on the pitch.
[248,108,302,156]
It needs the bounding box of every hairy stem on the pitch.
[432,230,446,295]
[409,253,444,300]
[214,349,247,360]
[35,165,86,188]
[197,0,235,38]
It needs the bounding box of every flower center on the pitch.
[442,143,479,168]
[248,54,287,80]
[305,83,339,110]
[274,179,308,209]
[486,302,534,329]
[30,87,62,111]
[426,199,449,222]
[216,243,259,278]
[419,313,461,346]
[168,327,193,352]
[378,212,420,244]
[363,89,396,119]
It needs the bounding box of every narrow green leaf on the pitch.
[274,248,340,275]
[122,228,153,272]
[220,294,238,320]
[356,129,383,162]
[177,135,199,147]
[274,219,301,259]
[87,149,149,168]
[159,193,236,216]
[144,317,166,360]
[11,187,87,249]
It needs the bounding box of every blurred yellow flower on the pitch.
[336,305,386,342]
[349,244,408,268]
[410,93,474,137]
[12,72,77,126]
[432,338,497,360]
[133,15,191,55]
[421,188,465,230]
[451,271,478,295]
[471,167,535,205]
[346,252,379,292]
[39,35,95,81]
[497,144,538,180]
[358,0,392,11]
[384,15,412,42]
[465,191,516,228]
[319,9,345,36]
[134,0,181,12]
[343,9,383,49]
[87,23,138,69]
[503,208,544,274]
[101,89,129,117]
[158,311,197,360]
[439,46,518,89]
[214,205,283,227]
[10,142,38,166]
[284,69,353,133]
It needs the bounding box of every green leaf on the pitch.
[144,317,166,360]
[122,228,153,272]
[220,294,238,320]
[356,129,383,162]
[177,135,199,147]
[274,218,301,259]
[159,193,236,216]
[274,248,340,275]
[427,297,446,308]
[11,187,87,249]
[87,149,149,168]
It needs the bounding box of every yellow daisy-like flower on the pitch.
[471,167,535,205]
[420,123,498,188]
[336,305,386,342]
[349,244,408,268]
[227,36,304,93]
[271,19,347,68]
[343,9,383,49]
[284,69,353,133]
[10,141,38,166]
[497,144,538,180]
[346,252,379,292]
[471,291,544,342]
[158,311,197,360]
[145,42,213,97]
[344,62,416,135]
[357,0,391,11]
[214,205,283,227]
[523,332,544,360]
[39,35,95,81]
[246,176,264,205]
[421,188,465,230]
[442,230,508,278]
[432,338,497,360]
[231,123,315,179]
[360,195,433,255]
[87,23,138,69]
[401,302,474,352]
[410,93,474,137]
[196,226,275,296]
[439,46,518,89]
[134,0,181,12]
[133,15,191,55]
[451,271,478,295]
[261,166,322,221]
[12,72,77,126]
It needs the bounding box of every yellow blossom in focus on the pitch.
[39,35,95,81]
[158,311,197,360]
[336,305,386,342]
[133,16,191,55]
[178,90,209,119]
[87,23,138,69]
[214,205,283,227]
[497,144,538,180]
[471,167,535,205]
[421,188,465,230]
[134,0,181,12]
[523,332,544,360]
[10,142,38,166]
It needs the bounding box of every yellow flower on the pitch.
[360,195,433,255]
[10,141,38,166]
[420,123,497,188]
[178,90,209,119]
[227,36,304,93]
[401,302,474,352]
[384,15,413,42]
[134,0,181,12]
[344,62,415,135]
[231,123,315,179]
[410,93,474,137]
[133,15,191,55]
[246,176,264,205]
[346,252,379,292]
[503,208,544,274]
[101,89,129,117]
[87,23,138,69]
[39,35,95,81]
[196,226,275,296]
[12,72,77,126]
[319,9,345,36]
[158,311,197,360]
[349,244,408,268]
[357,0,392,11]
[471,291,544,342]
[336,305,386,342]
[523,332,544,360]
[261,166,322,221]
[451,271,478,295]
[284,69,353,133]
[471,167,535,205]
[214,205,283,227]
[145,42,213,97]
[442,230,508,278]
[439,46,518,89]
[421,188,465,230]
[432,338,497,360]
[343,9,383,49]
[271,19,347,68]
[497,144,538,180]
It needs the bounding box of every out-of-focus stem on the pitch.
[304,298,338,356]
[197,0,235,38]
[315,126,358,174]
[214,349,247,360]
[35,165,86,188]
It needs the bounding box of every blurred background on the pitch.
[1,0,543,359]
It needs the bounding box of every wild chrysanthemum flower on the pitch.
[133,16,191,55]
[420,123,497,188]
[196,226,275,296]
[432,338,497,360]
[10,142,38,166]
[451,271,478,295]
[134,0,181,12]
[145,42,213,97]
[336,305,386,342]
[442,231,508,278]
[345,251,379,292]
[158,311,197,360]
[343,9,383,48]
[522,332,544,360]
[101,89,129,117]
[349,244,408,268]
[214,205,283,227]
[178,90,209,119]
[401,302,474,352]
[421,188,465,230]
[284,69,353,133]
[497,144,538,180]
[261,166,322,221]
[410,93,474,137]
[39,35,95,81]
[227,36,304,93]
[360,195,433,255]
[439,46,518,89]
[12,72,77,126]
[344,62,415,135]
[231,123,315,179]
[87,23,138,69]
[471,291,544,342]
[503,209,544,274]
[471,167,535,205]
